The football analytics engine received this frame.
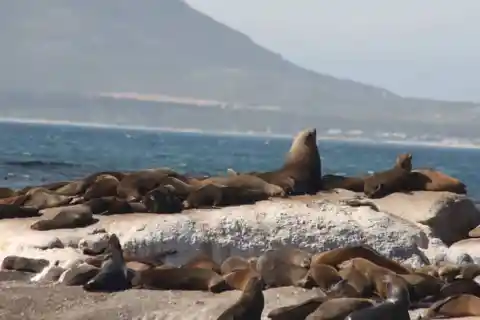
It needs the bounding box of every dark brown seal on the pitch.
[419,294,480,319]
[82,174,121,200]
[1,256,49,273]
[406,168,467,194]
[0,204,40,219]
[83,234,132,292]
[223,268,263,291]
[305,297,374,320]
[217,275,265,320]
[321,174,366,192]
[143,184,183,213]
[310,245,411,274]
[248,128,322,195]
[267,296,326,320]
[30,204,98,231]
[363,153,413,199]
[84,197,147,215]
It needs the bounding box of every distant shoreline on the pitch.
[0,117,479,151]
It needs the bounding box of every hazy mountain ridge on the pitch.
[5,0,476,113]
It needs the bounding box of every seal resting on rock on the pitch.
[217,275,265,320]
[83,234,131,292]
[321,174,366,192]
[221,256,252,275]
[406,168,467,194]
[363,153,413,199]
[246,128,322,195]
[143,184,183,213]
[299,263,343,290]
[82,174,121,200]
[15,187,74,209]
[305,297,374,320]
[267,296,327,320]
[0,204,40,219]
[30,204,98,231]
[418,294,480,319]
[1,256,49,273]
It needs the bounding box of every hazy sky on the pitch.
[187,0,480,102]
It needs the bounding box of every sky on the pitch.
[187,0,480,102]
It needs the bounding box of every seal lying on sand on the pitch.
[0,204,40,219]
[30,204,98,231]
[83,234,131,292]
[217,275,265,320]
[363,153,413,199]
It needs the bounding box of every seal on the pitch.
[223,268,263,291]
[82,174,121,200]
[221,256,252,275]
[267,296,326,320]
[143,184,183,213]
[135,267,229,293]
[256,247,312,288]
[14,187,74,210]
[30,204,98,231]
[419,294,480,319]
[0,204,40,219]
[345,273,411,320]
[60,263,100,286]
[305,297,374,320]
[363,153,413,199]
[406,168,467,194]
[182,252,222,274]
[84,197,147,215]
[299,263,343,290]
[1,255,49,273]
[116,168,183,201]
[398,272,443,302]
[217,275,265,320]
[83,233,132,292]
[247,128,322,195]
[0,187,15,199]
[310,245,411,274]
[438,263,480,282]
[469,225,480,238]
[321,174,366,192]
[16,181,70,195]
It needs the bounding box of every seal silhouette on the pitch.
[247,128,322,195]
[363,153,413,199]
[30,204,98,231]
[217,275,265,320]
[83,233,131,292]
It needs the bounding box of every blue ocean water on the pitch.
[0,121,479,199]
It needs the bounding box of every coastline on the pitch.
[0,117,479,150]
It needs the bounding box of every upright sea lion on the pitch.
[217,275,265,320]
[305,297,374,320]
[419,294,480,319]
[256,248,312,288]
[135,267,228,293]
[116,168,182,201]
[1,256,49,273]
[0,204,40,219]
[345,274,411,320]
[406,168,467,194]
[30,204,98,231]
[15,187,74,210]
[310,245,411,274]
[83,234,131,292]
[0,187,15,199]
[248,128,322,195]
[363,153,413,199]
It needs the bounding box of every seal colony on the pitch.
[0,127,476,318]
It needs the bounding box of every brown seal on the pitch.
[406,168,467,194]
[30,204,98,231]
[1,256,49,273]
[217,275,265,320]
[256,247,312,288]
[223,268,263,291]
[143,184,184,213]
[0,187,15,199]
[221,256,252,275]
[135,267,229,293]
[310,245,411,274]
[83,234,132,292]
[438,263,480,282]
[299,263,343,290]
[345,273,411,320]
[305,297,374,320]
[55,171,126,197]
[82,174,120,200]
[267,296,327,320]
[182,252,221,274]
[0,204,40,219]
[321,174,366,192]
[14,187,74,209]
[419,294,480,319]
[83,197,147,215]
[247,128,322,195]
[16,181,70,195]
[398,272,443,302]
[61,263,100,286]
[363,153,413,199]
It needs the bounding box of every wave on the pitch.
[3,160,81,168]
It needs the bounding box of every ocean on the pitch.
[0,121,479,200]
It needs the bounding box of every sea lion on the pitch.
[338,261,375,298]
[223,268,264,291]
[398,272,443,302]
[267,296,327,320]
[83,234,131,292]
[0,204,40,219]
[82,174,120,200]
[143,184,183,213]
[407,168,467,194]
[310,245,411,274]
[345,273,411,320]
[305,297,374,320]
[248,128,322,195]
[217,275,265,320]
[0,187,15,199]
[321,174,366,192]
[30,204,98,231]
[16,181,71,195]
[363,153,413,199]
[221,256,252,275]
[84,197,147,215]
[135,267,229,293]
[419,294,480,319]
[1,256,49,273]
[301,263,343,290]
[60,263,100,286]
[256,248,312,288]
[15,187,74,209]
[116,168,182,201]
[56,171,127,197]
[182,252,221,274]
[54,180,85,196]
